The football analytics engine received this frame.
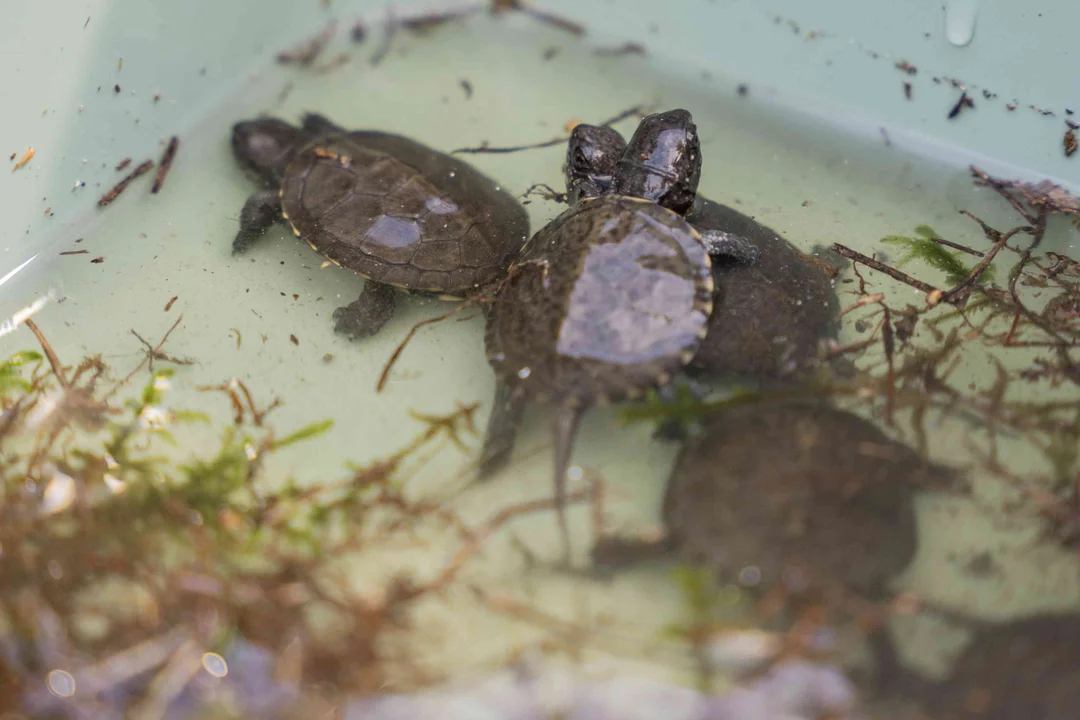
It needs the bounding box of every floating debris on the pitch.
[164,295,178,312]
[400,9,474,34]
[276,21,336,66]
[150,135,179,194]
[594,41,647,56]
[97,159,153,207]
[11,147,34,171]
[895,59,917,75]
[1066,124,1078,158]
[460,78,473,99]
[947,91,974,119]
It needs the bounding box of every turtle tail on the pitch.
[552,404,584,567]
[477,380,526,480]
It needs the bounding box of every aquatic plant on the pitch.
[880,224,996,286]
[0,319,591,718]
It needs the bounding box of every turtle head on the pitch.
[564,123,628,204]
[231,117,307,185]
[613,109,701,215]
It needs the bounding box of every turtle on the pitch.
[591,399,956,703]
[867,611,1080,720]
[563,121,842,385]
[478,109,760,562]
[229,112,530,338]
[655,400,955,601]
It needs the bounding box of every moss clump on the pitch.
[881,224,995,286]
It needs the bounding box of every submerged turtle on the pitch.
[656,401,954,600]
[869,611,1080,720]
[565,122,841,384]
[480,109,759,561]
[230,112,530,338]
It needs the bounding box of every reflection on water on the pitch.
[1,5,1079,719]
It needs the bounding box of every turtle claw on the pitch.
[333,282,396,340]
[700,229,759,265]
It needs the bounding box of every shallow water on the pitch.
[2,6,1080,717]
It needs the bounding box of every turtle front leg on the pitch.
[477,379,526,479]
[232,190,282,255]
[333,281,397,340]
[700,229,760,266]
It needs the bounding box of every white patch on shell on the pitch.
[425,196,459,215]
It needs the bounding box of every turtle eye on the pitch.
[572,148,589,172]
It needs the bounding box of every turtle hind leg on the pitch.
[552,404,584,568]
[233,189,282,255]
[477,380,526,479]
[333,281,397,339]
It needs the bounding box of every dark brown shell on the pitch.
[486,195,713,405]
[920,613,1080,720]
[687,198,839,382]
[280,131,529,294]
[663,401,948,598]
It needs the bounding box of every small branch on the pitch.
[940,214,1030,305]
[928,236,984,257]
[831,244,952,303]
[23,318,68,388]
[105,315,184,399]
[452,105,648,155]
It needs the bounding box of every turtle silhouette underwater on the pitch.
[868,610,1080,720]
[479,108,760,562]
[656,400,955,601]
[564,121,841,384]
[229,112,530,339]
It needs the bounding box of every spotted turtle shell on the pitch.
[280,131,529,294]
[486,195,714,405]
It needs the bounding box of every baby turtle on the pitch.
[565,122,840,384]
[657,400,953,600]
[871,612,1080,719]
[230,112,530,338]
[480,109,758,561]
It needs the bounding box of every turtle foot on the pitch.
[333,282,396,340]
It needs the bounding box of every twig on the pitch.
[23,319,68,388]
[928,236,984,257]
[452,105,648,155]
[940,215,1030,305]
[407,488,593,597]
[377,301,478,392]
[831,244,953,303]
[105,315,184,398]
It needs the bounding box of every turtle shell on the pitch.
[920,613,1080,720]
[662,401,946,599]
[486,195,714,405]
[687,197,839,382]
[280,131,529,295]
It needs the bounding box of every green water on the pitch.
[2,7,1079,717]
